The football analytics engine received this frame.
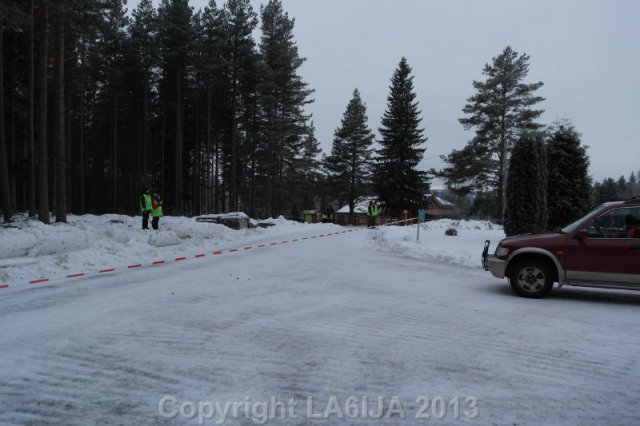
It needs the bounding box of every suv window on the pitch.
[587,207,640,238]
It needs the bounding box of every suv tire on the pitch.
[509,259,554,298]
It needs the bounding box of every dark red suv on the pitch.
[482,198,640,298]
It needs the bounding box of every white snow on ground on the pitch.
[371,219,503,268]
[0,213,310,285]
[1,220,639,425]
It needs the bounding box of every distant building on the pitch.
[424,194,461,219]
[336,196,382,226]
[302,209,322,223]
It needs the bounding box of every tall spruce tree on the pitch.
[545,121,591,230]
[455,46,545,219]
[373,58,428,217]
[504,133,547,236]
[325,89,374,223]
[258,0,313,217]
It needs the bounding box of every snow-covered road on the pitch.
[1,225,639,425]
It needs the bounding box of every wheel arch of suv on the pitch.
[505,248,564,284]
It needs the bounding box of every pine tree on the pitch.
[0,15,13,222]
[292,122,322,210]
[258,0,313,217]
[53,4,66,222]
[36,0,50,223]
[545,121,591,230]
[130,0,159,192]
[325,89,374,223]
[158,0,192,215]
[617,175,628,200]
[223,0,257,212]
[594,178,619,204]
[504,133,547,236]
[629,171,638,197]
[431,143,495,197]
[457,46,545,219]
[373,57,428,217]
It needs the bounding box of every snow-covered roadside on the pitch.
[369,219,504,268]
[0,213,338,285]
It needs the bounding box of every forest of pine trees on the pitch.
[0,0,321,223]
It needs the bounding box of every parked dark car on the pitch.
[482,198,640,298]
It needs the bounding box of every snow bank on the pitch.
[0,230,38,258]
[369,219,504,268]
[147,231,180,247]
[0,212,332,284]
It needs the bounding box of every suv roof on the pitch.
[623,197,640,205]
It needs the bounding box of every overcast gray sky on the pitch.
[133,0,640,185]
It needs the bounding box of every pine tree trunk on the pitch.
[54,16,66,222]
[27,0,36,216]
[37,0,50,224]
[230,94,237,212]
[160,101,166,198]
[111,75,118,211]
[0,18,14,222]
[206,89,212,214]
[193,98,201,216]
[78,30,85,213]
[174,73,183,215]
[7,31,17,210]
[142,79,148,188]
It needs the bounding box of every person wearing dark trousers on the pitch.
[367,201,379,228]
[140,188,152,230]
[151,193,163,230]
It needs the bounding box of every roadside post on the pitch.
[417,209,425,241]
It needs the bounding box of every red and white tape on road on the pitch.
[0,228,361,290]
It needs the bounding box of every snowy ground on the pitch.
[0,214,307,285]
[1,219,639,425]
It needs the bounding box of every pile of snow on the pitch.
[0,212,318,284]
[369,218,504,268]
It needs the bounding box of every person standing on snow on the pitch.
[140,188,152,230]
[367,201,378,228]
[151,193,163,230]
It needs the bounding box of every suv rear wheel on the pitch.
[509,259,554,298]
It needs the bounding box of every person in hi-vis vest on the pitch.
[140,188,152,230]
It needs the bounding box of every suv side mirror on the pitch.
[576,229,588,241]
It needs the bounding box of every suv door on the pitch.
[565,207,640,285]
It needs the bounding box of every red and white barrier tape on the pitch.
[0,228,360,290]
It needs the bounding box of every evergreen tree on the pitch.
[545,121,591,230]
[129,0,159,191]
[325,89,374,223]
[158,0,192,215]
[0,14,13,222]
[594,178,619,204]
[431,143,494,197]
[504,133,547,236]
[222,0,257,212]
[373,58,428,217]
[257,0,313,217]
[456,46,545,219]
[616,175,628,199]
[292,122,322,210]
[629,171,638,197]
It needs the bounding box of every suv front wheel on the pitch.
[509,259,554,298]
